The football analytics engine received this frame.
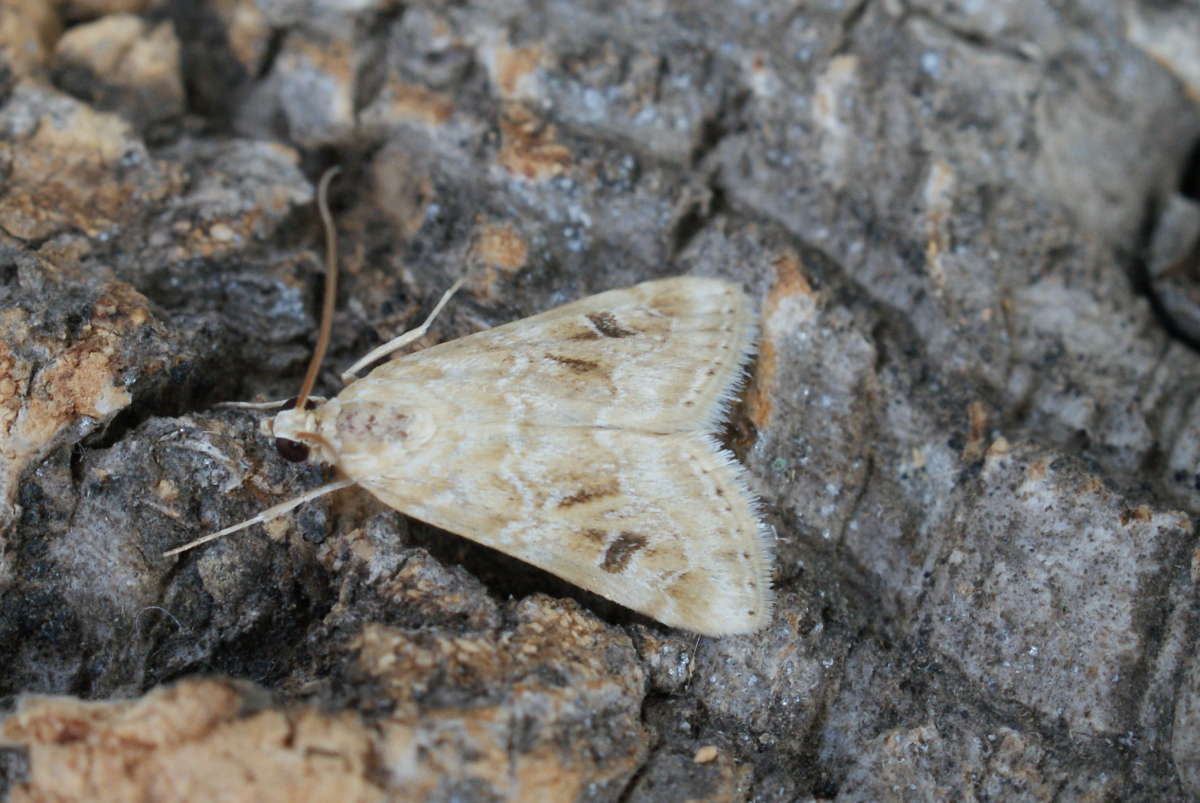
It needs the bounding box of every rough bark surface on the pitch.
[0,1,1198,800]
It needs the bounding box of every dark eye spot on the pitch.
[276,437,310,462]
[280,397,319,411]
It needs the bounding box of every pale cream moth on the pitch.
[165,170,773,635]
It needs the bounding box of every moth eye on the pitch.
[275,437,310,462]
[280,397,319,411]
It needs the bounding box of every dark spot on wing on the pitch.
[544,353,600,372]
[568,328,600,340]
[600,531,647,573]
[558,482,618,508]
[586,312,637,338]
[581,528,607,544]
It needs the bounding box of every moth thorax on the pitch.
[334,400,434,453]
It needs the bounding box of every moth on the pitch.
[165,172,773,635]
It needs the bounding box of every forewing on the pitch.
[336,423,772,635]
[321,275,772,634]
[343,277,755,433]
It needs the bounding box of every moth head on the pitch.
[271,398,332,464]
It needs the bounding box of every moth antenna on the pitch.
[683,632,703,691]
[217,397,326,411]
[133,605,183,633]
[340,277,465,382]
[162,479,355,557]
[294,165,342,411]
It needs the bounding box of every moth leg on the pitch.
[340,278,464,382]
[162,478,355,557]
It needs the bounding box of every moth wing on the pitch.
[318,275,772,633]
[337,424,772,635]
[348,276,755,433]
